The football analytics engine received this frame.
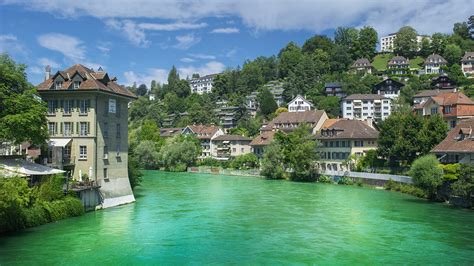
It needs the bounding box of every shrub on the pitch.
[440,164,461,181]
[34,175,65,202]
[230,153,259,170]
[410,155,443,199]
[338,176,353,185]
[384,179,427,198]
[128,155,143,189]
[199,157,222,167]
[317,175,333,183]
[159,135,201,172]
[261,142,286,180]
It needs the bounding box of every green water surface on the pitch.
[1,171,473,265]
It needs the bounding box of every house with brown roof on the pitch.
[341,94,392,122]
[432,118,474,164]
[249,131,276,159]
[373,78,405,99]
[159,128,183,138]
[265,110,328,134]
[412,89,456,105]
[423,54,447,75]
[387,56,410,75]
[36,64,137,208]
[431,75,456,90]
[416,92,474,128]
[461,51,474,77]
[211,135,252,160]
[315,119,379,171]
[350,58,373,74]
[182,125,224,158]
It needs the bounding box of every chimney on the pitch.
[366,118,374,128]
[45,65,51,80]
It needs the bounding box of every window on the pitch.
[232,147,236,153]
[79,99,89,115]
[431,107,438,114]
[55,81,63,90]
[48,100,58,114]
[444,106,451,113]
[450,120,456,128]
[64,122,72,136]
[103,168,108,179]
[103,146,108,159]
[64,146,71,161]
[80,122,89,136]
[241,147,244,152]
[354,141,364,147]
[346,107,351,110]
[116,123,121,138]
[79,145,87,160]
[48,122,56,135]
[116,145,121,157]
[104,122,108,138]
[109,99,116,113]
[63,99,73,114]
[73,81,81,89]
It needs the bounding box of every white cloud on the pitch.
[178,61,225,78]
[5,0,472,36]
[37,33,85,61]
[138,22,207,31]
[97,42,111,54]
[174,33,201,50]
[124,68,168,86]
[37,57,60,68]
[211,27,239,34]
[225,48,237,58]
[188,53,216,60]
[29,66,43,74]
[0,34,26,55]
[105,19,149,47]
[180,57,195,63]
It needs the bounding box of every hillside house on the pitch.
[432,118,474,164]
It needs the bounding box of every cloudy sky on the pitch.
[0,0,472,86]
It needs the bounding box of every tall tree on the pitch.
[393,26,418,58]
[353,26,378,60]
[278,42,303,79]
[430,33,447,55]
[302,35,334,54]
[334,27,359,48]
[453,22,471,40]
[136,84,148,96]
[237,60,265,94]
[167,66,180,88]
[467,15,474,39]
[0,54,48,145]
[418,37,431,57]
[443,44,463,66]
[258,88,278,118]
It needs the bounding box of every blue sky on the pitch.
[0,0,472,86]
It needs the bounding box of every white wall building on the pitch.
[380,33,430,52]
[461,52,474,78]
[189,74,217,94]
[288,95,313,112]
[342,94,392,122]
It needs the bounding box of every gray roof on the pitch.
[213,135,252,141]
[344,94,387,100]
[316,120,379,140]
[270,110,326,124]
[325,82,342,88]
[388,56,409,65]
[0,158,65,177]
[424,54,447,65]
[351,58,371,68]
[461,52,474,62]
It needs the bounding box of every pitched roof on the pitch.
[373,78,405,91]
[388,56,409,65]
[186,125,221,139]
[288,95,314,107]
[351,58,371,68]
[270,110,326,124]
[413,89,453,98]
[431,92,474,106]
[325,82,342,88]
[432,119,474,153]
[36,64,136,99]
[344,94,387,100]
[424,54,447,65]
[316,119,379,140]
[249,131,276,146]
[321,118,342,129]
[159,128,183,137]
[461,51,474,62]
[213,135,252,141]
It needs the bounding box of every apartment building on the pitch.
[189,74,217,94]
[341,94,392,122]
[461,52,474,78]
[36,64,137,208]
[211,135,252,160]
[182,125,224,158]
[380,33,430,52]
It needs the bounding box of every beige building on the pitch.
[37,64,137,208]
[211,135,252,160]
[263,110,328,134]
[315,119,379,171]
[182,125,224,158]
[250,131,276,159]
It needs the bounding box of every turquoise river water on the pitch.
[1,171,473,265]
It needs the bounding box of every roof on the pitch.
[461,52,474,62]
[37,64,136,99]
[373,78,405,91]
[413,89,454,98]
[388,56,409,65]
[431,92,474,106]
[0,158,65,177]
[325,82,342,88]
[344,94,387,100]
[288,95,314,107]
[159,128,183,137]
[424,54,447,65]
[316,119,379,140]
[432,119,474,153]
[321,118,342,129]
[249,131,276,146]
[270,110,326,124]
[351,58,371,68]
[186,125,221,139]
[213,135,252,141]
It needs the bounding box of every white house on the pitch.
[189,74,217,94]
[342,94,392,122]
[288,95,313,112]
[423,54,447,75]
[380,33,430,52]
[461,52,474,78]
[182,125,224,158]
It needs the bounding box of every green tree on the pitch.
[0,54,48,145]
[330,45,353,72]
[394,26,418,58]
[0,177,31,232]
[128,156,143,189]
[278,42,303,79]
[450,165,474,207]
[260,142,286,179]
[334,27,359,48]
[353,26,378,59]
[410,155,443,199]
[453,22,471,40]
[443,44,463,66]
[158,135,201,172]
[238,60,265,95]
[468,15,474,39]
[418,115,448,155]
[302,35,334,54]
[137,119,161,143]
[230,153,259,170]
[258,88,278,118]
[134,140,161,169]
[419,37,431,57]
[430,33,448,55]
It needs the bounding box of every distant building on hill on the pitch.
[341,94,392,122]
[380,33,430,52]
[423,54,447,75]
[264,110,328,134]
[324,82,346,98]
[387,56,410,75]
[288,95,313,112]
[431,75,457,90]
[189,74,217,94]
[182,125,224,158]
[461,52,474,78]
[350,58,373,74]
[373,78,405,99]
[159,128,183,138]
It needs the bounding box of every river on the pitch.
[1,171,473,265]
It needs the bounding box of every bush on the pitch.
[384,179,427,198]
[128,155,143,189]
[199,157,222,167]
[159,135,201,172]
[317,175,333,183]
[261,142,286,180]
[440,164,461,181]
[230,153,259,170]
[410,155,443,199]
[338,176,353,185]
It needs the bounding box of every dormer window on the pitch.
[73,81,81,89]
[55,81,63,90]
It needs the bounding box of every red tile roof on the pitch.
[186,125,221,139]
[36,64,136,99]
[250,131,276,146]
[316,119,379,140]
[432,118,474,153]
